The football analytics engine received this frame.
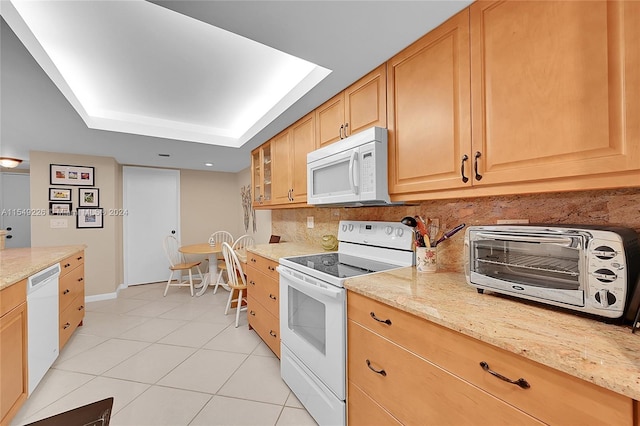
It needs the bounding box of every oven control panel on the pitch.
[338,220,413,251]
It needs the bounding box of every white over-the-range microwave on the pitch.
[306,126,392,206]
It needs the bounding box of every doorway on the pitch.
[0,172,31,248]
[123,166,180,286]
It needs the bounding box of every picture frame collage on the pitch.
[49,164,103,228]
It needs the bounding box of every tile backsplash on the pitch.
[271,188,640,273]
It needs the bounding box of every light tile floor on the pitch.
[11,282,317,426]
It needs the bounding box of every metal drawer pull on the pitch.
[63,289,70,295]
[366,359,386,376]
[64,263,71,268]
[63,322,71,329]
[370,312,392,325]
[249,310,256,316]
[78,277,83,282]
[461,154,469,183]
[77,256,83,261]
[480,361,530,389]
[268,265,276,271]
[269,294,277,300]
[249,280,256,286]
[78,305,84,311]
[269,330,277,337]
[474,151,483,181]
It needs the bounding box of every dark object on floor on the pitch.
[25,397,113,426]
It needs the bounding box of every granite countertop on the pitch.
[344,267,640,401]
[0,245,87,290]
[247,241,329,262]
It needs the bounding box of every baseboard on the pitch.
[84,283,127,303]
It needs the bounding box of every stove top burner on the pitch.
[286,252,400,279]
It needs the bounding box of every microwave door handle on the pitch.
[349,150,359,195]
[475,233,575,247]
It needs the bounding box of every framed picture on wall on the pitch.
[78,188,99,207]
[50,164,95,186]
[49,188,71,201]
[76,208,103,228]
[49,202,72,215]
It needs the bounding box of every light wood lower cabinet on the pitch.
[59,251,85,350]
[246,253,280,358]
[347,291,635,426]
[0,280,28,426]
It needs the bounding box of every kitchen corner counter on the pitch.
[247,242,328,263]
[0,245,87,290]
[344,267,640,401]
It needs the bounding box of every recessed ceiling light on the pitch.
[205,163,213,167]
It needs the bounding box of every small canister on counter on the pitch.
[416,246,437,273]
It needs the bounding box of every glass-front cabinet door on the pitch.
[251,142,272,206]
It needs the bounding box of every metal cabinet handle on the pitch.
[268,266,276,272]
[78,277,83,282]
[269,294,277,300]
[249,280,256,286]
[370,312,392,325]
[63,322,71,329]
[269,330,277,338]
[366,359,386,376]
[78,305,84,311]
[339,124,344,139]
[461,154,469,183]
[64,263,71,268]
[474,151,483,181]
[63,289,70,295]
[77,256,83,261]
[480,361,530,389]
[250,258,257,263]
[249,310,256,316]
[344,122,349,137]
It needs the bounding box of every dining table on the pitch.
[179,242,227,296]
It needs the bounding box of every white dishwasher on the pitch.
[27,263,60,395]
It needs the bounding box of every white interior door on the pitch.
[0,172,31,248]
[123,166,180,285]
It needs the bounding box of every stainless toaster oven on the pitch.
[464,225,640,321]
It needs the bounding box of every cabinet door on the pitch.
[271,130,292,205]
[251,144,273,206]
[470,0,640,186]
[345,64,387,138]
[316,92,345,148]
[0,303,27,424]
[387,9,471,194]
[290,112,316,202]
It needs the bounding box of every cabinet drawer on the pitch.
[59,251,84,277]
[59,289,85,349]
[247,295,280,358]
[347,291,633,426]
[246,268,279,318]
[59,265,84,313]
[246,254,278,280]
[0,280,26,317]
[348,320,542,425]
[347,381,401,426]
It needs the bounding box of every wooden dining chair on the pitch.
[221,242,248,328]
[162,235,203,297]
[209,231,234,293]
[231,234,255,264]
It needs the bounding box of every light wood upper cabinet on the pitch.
[470,0,640,186]
[251,142,272,206]
[316,64,387,148]
[270,112,316,205]
[387,9,471,195]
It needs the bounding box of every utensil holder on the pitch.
[416,247,437,273]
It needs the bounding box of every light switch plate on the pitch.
[50,218,68,228]
[307,216,314,228]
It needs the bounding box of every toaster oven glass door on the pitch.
[471,232,583,290]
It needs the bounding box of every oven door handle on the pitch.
[277,266,342,299]
[475,233,576,246]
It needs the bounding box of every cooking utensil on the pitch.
[434,223,466,246]
[401,216,417,227]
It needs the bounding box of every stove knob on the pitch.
[594,289,616,307]
[342,224,347,232]
[348,224,354,232]
[385,226,393,235]
[395,227,404,237]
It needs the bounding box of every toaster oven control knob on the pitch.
[593,246,617,260]
[385,226,393,235]
[395,227,404,237]
[595,289,617,307]
[593,268,617,283]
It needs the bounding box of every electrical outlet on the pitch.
[307,216,314,228]
[496,219,529,224]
